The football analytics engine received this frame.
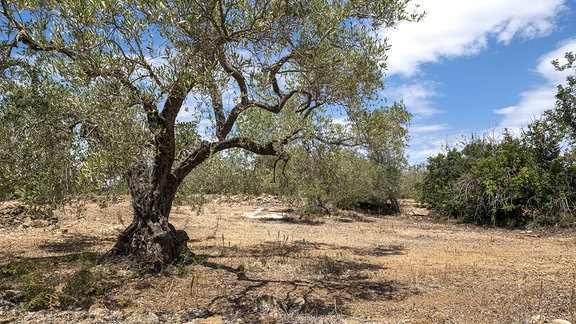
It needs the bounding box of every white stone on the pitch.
[550,320,572,324]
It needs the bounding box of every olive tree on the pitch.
[1,0,422,268]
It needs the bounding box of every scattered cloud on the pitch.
[406,125,469,162]
[410,124,449,135]
[406,37,576,163]
[387,81,443,119]
[493,87,557,129]
[535,38,576,84]
[493,38,576,131]
[382,0,566,76]
[380,0,571,163]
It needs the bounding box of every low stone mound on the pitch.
[211,194,283,206]
[0,200,57,228]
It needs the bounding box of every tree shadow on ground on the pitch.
[38,234,115,254]
[195,240,405,260]
[345,244,405,257]
[196,241,415,318]
[245,214,325,226]
[201,258,417,318]
[307,256,386,277]
[333,213,377,223]
[249,212,378,225]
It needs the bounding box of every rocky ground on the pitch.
[0,196,575,323]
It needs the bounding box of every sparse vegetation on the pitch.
[0,198,574,323]
[0,254,108,310]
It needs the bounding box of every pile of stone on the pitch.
[0,201,57,228]
[210,194,282,206]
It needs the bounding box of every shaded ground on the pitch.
[0,197,575,323]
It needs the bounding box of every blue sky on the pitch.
[379,0,576,163]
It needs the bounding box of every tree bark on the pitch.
[108,158,190,271]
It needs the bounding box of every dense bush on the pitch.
[420,125,576,227]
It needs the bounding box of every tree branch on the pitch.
[2,2,162,129]
[172,129,301,184]
[216,48,249,105]
[265,53,294,97]
[207,76,227,140]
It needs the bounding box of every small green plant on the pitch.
[172,250,195,277]
[0,258,45,278]
[0,256,107,310]
[79,251,103,267]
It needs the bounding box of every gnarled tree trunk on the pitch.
[111,214,189,269]
[109,158,190,270]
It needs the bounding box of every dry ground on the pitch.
[1,196,575,323]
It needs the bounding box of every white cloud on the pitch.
[535,38,576,84]
[494,38,576,131]
[383,0,572,163]
[493,87,557,130]
[408,147,442,162]
[410,123,449,135]
[388,82,443,118]
[382,0,566,76]
[407,37,576,164]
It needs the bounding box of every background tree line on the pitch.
[0,93,412,216]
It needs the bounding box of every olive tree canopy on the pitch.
[1,0,422,269]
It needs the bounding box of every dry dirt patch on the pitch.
[0,197,575,323]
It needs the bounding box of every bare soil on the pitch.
[1,196,575,323]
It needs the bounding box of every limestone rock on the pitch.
[125,311,159,324]
[188,315,224,324]
[550,320,572,324]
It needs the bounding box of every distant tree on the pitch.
[175,103,413,215]
[348,102,411,212]
[550,52,576,139]
[398,162,426,199]
[1,0,422,268]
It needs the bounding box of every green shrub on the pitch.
[419,126,576,227]
[0,256,107,310]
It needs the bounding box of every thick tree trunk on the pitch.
[109,158,190,270]
[109,208,189,270]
